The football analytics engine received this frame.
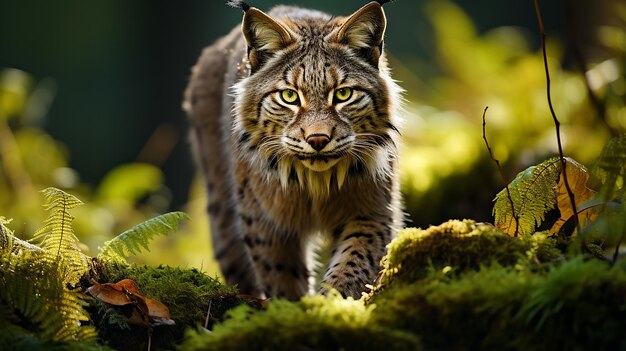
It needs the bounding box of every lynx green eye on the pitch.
[334,87,353,102]
[280,89,299,104]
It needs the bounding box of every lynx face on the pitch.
[233,3,399,196]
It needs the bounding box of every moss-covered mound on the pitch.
[371,219,561,294]
[179,220,626,351]
[181,292,421,351]
[372,259,626,350]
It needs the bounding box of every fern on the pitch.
[0,217,12,250]
[493,157,563,236]
[593,134,626,201]
[31,187,89,283]
[1,216,44,254]
[494,136,626,238]
[1,192,190,348]
[98,211,190,262]
[0,229,96,345]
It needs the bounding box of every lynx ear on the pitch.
[242,8,293,71]
[336,2,387,67]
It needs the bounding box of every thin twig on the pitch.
[482,106,519,237]
[613,233,624,264]
[534,0,580,233]
[204,299,212,329]
[564,1,616,137]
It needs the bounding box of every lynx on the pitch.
[184,0,402,299]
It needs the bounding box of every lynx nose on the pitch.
[306,133,330,151]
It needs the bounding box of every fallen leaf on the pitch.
[551,159,598,234]
[87,279,173,326]
[238,294,271,309]
[127,300,151,326]
[144,296,173,321]
[116,279,141,295]
[87,280,135,306]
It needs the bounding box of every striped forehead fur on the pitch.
[232,3,401,200]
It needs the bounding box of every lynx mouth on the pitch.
[299,155,342,172]
[285,138,352,172]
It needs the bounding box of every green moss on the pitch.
[372,265,535,350]
[180,292,421,351]
[89,263,243,351]
[519,258,626,348]
[370,220,561,297]
[370,259,626,350]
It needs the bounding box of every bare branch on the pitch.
[482,106,519,237]
[534,0,580,233]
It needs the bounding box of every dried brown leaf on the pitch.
[87,280,135,306]
[238,294,271,309]
[87,279,173,326]
[551,161,598,234]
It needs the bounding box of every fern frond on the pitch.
[1,216,45,254]
[98,211,190,262]
[593,134,626,201]
[0,217,13,250]
[493,157,563,236]
[32,187,88,283]
[0,244,96,343]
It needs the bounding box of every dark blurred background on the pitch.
[1,0,624,272]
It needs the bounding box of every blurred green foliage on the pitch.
[0,68,220,277]
[398,0,624,226]
[0,69,159,241]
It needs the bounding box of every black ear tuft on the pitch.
[375,0,393,5]
[227,0,251,12]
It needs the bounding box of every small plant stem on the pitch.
[56,195,67,264]
[204,299,212,329]
[613,233,624,264]
[534,0,580,233]
[481,107,519,237]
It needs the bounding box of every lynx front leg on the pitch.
[242,215,309,300]
[321,217,393,298]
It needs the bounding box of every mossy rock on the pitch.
[370,259,626,350]
[176,220,564,351]
[359,219,625,350]
[179,292,421,351]
[369,219,561,299]
[88,263,244,351]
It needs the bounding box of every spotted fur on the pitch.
[184,1,402,299]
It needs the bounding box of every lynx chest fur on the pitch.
[184,1,402,299]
